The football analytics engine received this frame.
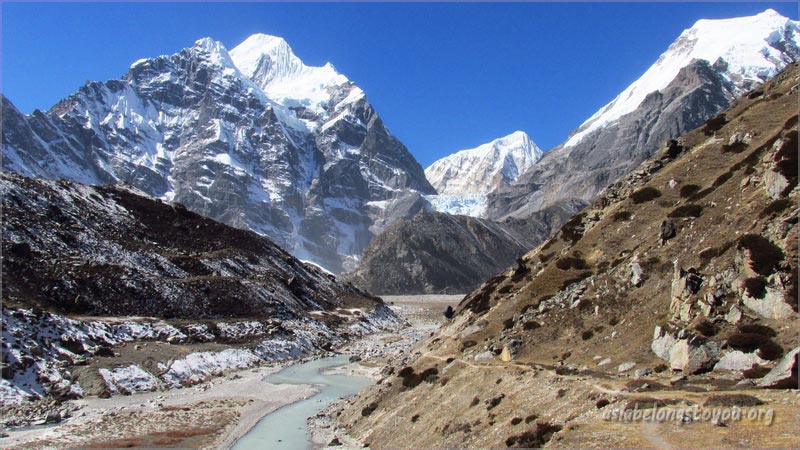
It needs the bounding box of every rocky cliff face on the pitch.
[2,35,434,274]
[335,62,799,448]
[487,9,799,220]
[1,172,399,403]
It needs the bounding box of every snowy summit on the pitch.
[566,8,800,147]
[425,130,543,196]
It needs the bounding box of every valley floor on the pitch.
[0,295,463,449]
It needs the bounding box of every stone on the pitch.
[44,411,61,424]
[669,336,721,374]
[474,351,494,362]
[758,347,799,389]
[714,351,767,371]
[743,287,793,320]
[670,375,687,385]
[660,220,677,243]
[348,355,362,363]
[597,358,612,366]
[635,368,654,378]
[630,256,644,287]
[618,362,636,373]
[651,325,678,360]
[725,306,743,323]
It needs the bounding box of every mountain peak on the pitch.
[565,10,799,148]
[188,37,237,69]
[425,131,543,195]
[229,33,302,80]
[229,33,349,115]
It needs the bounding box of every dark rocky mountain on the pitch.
[2,36,434,274]
[1,171,382,318]
[347,202,583,295]
[1,171,399,403]
[336,62,799,448]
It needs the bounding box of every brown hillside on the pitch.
[335,63,800,449]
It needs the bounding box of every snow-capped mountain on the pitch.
[487,9,800,220]
[2,34,434,273]
[425,131,542,195]
[565,8,800,148]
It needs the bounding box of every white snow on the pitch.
[566,9,800,147]
[424,194,488,218]
[99,365,161,394]
[425,131,542,195]
[229,34,351,117]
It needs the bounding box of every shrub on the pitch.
[612,211,632,221]
[668,204,703,218]
[631,187,662,204]
[581,330,594,340]
[756,341,784,360]
[759,199,792,218]
[703,394,763,407]
[726,332,770,352]
[721,141,748,153]
[703,114,728,135]
[560,212,587,244]
[693,320,717,337]
[679,184,701,198]
[743,277,767,299]
[555,256,588,270]
[505,422,562,448]
[712,171,733,187]
[737,234,783,276]
[737,323,776,336]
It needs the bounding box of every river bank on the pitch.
[1,295,462,449]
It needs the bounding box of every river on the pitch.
[232,355,373,450]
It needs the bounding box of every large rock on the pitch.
[714,351,768,371]
[759,347,799,389]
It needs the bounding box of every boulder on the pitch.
[743,287,793,320]
[758,347,799,389]
[630,257,644,287]
[668,336,721,374]
[618,362,636,373]
[714,351,767,371]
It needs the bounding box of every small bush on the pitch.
[523,320,541,331]
[581,330,594,340]
[668,204,703,218]
[712,171,733,187]
[703,114,728,135]
[703,394,763,407]
[612,211,632,221]
[721,141,748,153]
[737,234,783,275]
[511,417,523,425]
[505,422,562,448]
[561,271,593,290]
[743,277,767,299]
[737,323,777,337]
[679,184,701,198]
[631,187,662,204]
[756,341,784,360]
[726,332,770,352]
[361,402,379,417]
[759,199,793,218]
[555,256,588,270]
[743,365,771,379]
[560,212,587,244]
[689,187,716,201]
[694,320,717,337]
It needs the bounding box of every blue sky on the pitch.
[1,2,796,167]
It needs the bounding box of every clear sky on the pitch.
[1,2,797,167]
